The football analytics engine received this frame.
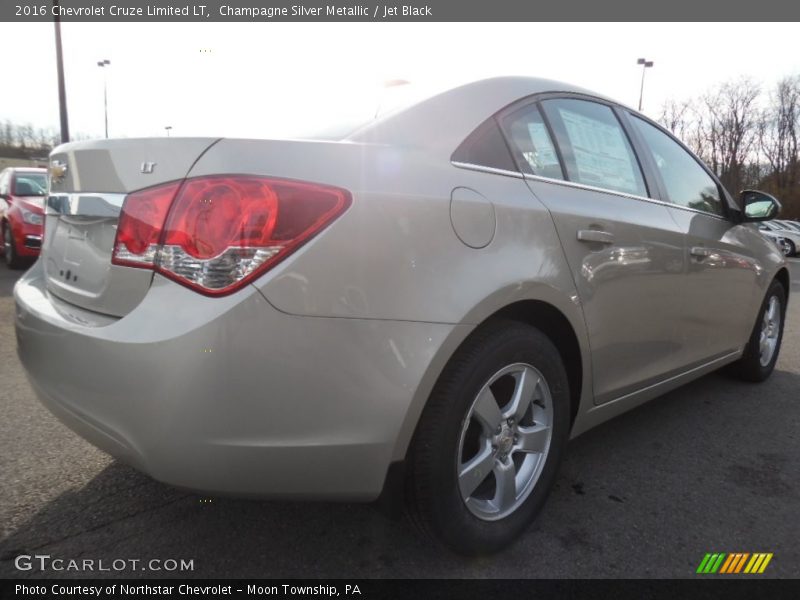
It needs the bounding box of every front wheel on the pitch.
[405,321,570,555]
[729,279,786,382]
[784,239,796,257]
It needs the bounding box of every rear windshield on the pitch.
[13,173,48,196]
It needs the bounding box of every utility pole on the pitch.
[54,0,69,143]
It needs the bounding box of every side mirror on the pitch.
[741,190,781,222]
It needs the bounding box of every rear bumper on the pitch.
[14,263,454,500]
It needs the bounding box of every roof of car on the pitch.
[8,167,47,173]
[348,76,624,154]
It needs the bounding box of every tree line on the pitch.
[0,121,93,159]
[0,121,61,158]
[658,75,800,219]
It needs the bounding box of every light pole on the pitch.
[53,0,69,143]
[97,59,110,138]
[637,58,654,112]
[165,126,173,137]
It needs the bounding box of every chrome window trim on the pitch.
[450,161,524,179]
[524,173,653,203]
[522,173,730,221]
[451,160,729,222]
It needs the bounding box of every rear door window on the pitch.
[500,104,565,180]
[541,99,648,197]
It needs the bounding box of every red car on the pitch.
[0,167,47,269]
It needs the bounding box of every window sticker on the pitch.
[526,122,560,173]
[559,107,640,194]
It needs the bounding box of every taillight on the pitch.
[113,182,179,266]
[112,175,351,295]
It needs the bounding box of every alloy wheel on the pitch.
[456,363,554,521]
[759,295,781,367]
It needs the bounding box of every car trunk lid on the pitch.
[44,138,220,317]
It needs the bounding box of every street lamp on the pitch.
[165,126,173,137]
[97,59,110,138]
[637,58,654,112]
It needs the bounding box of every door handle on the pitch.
[690,246,712,258]
[577,230,615,245]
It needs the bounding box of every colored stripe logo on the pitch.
[696,553,773,574]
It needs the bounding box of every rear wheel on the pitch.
[729,279,786,382]
[405,321,570,555]
[784,239,796,257]
[3,223,25,270]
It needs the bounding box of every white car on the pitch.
[761,230,791,255]
[775,220,800,234]
[759,221,800,256]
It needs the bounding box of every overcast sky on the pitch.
[1,22,799,140]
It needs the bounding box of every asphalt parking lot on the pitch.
[1,261,798,579]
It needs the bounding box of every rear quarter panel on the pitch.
[188,139,593,453]
[188,140,586,327]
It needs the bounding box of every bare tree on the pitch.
[0,120,12,146]
[697,78,761,192]
[759,75,799,192]
[658,99,691,139]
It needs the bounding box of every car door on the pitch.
[626,114,762,364]
[499,97,687,404]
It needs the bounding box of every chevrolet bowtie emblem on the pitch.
[49,159,68,182]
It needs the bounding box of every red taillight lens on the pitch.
[112,175,351,295]
[112,182,180,265]
[163,177,279,260]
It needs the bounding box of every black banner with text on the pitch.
[3,0,800,22]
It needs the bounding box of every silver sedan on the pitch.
[14,77,789,555]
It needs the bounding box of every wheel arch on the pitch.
[378,293,590,515]
[391,287,590,464]
[775,267,790,299]
[486,300,583,426]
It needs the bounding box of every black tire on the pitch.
[3,223,26,270]
[785,239,796,257]
[405,320,570,555]
[729,279,786,382]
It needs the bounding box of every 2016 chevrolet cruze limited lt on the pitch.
[15,77,789,554]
